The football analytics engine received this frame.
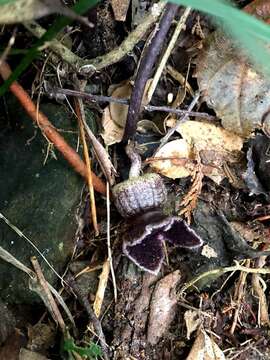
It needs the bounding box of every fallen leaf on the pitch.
[106,79,153,140]
[0,329,26,360]
[186,330,225,360]
[196,30,270,137]
[109,82,133,128]
[111,0,130,21]
[159,120,243,184]
[152,120,243,184]
[101,81,135,145]
[184,310,201,340]
[101,107,124,146]
[150,139,194,179]
[147,270,181,345]
[177,120,243,161]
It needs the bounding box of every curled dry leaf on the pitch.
[147,270,181,345]
[184,310,201,340]
[152,121,243,184]
[102,80,154,145]
[101,107,124,146]
[102,82,132,145]
[109,82,133,129]
[150,139,194,179]
[196,30,270,137]
[187,330,225,360]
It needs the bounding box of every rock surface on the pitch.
[0,100,84,303]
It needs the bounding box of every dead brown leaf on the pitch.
[101,107,124,146]
[109,82,133,129]
[150,139,195,179]
[196,31,270,137]
[177,120,243,159]
[111,0,130,21]
[184,310,201,340]
[152,120,243,184]
[147,270,181,345]
[186,330,225,360]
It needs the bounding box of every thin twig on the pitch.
[74,79,99,236]
[145,104,215,119]
[252,255,270,326]
[255,214,270,221]
[167,64,195,97]
[147,7,192,102]
[0,245,36,279]
[155,91,200,153]
[0,245,76,328]
[66,273,110,360]
[0,212,67,285]
[123,3,179,141]
[24,2,166,73]
[0,62,106,195]
[93,259,110,318]
[106,182,117,302]
[0,28,16,68]
[230,259,250,335]
[31,256,66,332]
[179,260,270,297]
[49,87,216,120]
[82,121,117,187]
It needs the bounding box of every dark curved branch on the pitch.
[123,2,179,142]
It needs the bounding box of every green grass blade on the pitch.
[171,0,270,40]
[169,0,270,76]
[0,0,16,4]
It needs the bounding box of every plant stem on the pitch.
[123,2,179,141]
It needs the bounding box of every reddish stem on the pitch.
[0,61,106,195]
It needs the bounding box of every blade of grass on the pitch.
[0,0,99,96]
[171,0,270,40]
[0,0,16,4]
[169,0,270,76]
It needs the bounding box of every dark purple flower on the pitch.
[122,210,203,274]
